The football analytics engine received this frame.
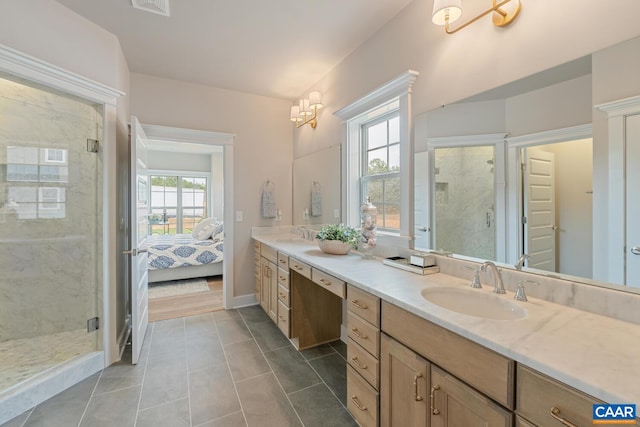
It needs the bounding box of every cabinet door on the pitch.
[380,334,429,427]
[268,260,278,322]
[430,366,512,427]
[260,258,269,312]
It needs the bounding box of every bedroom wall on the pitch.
[148,151,211,173]
[0,0,130,363]
[129,73,293,302]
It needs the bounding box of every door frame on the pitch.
[505,124,592,266]
[141,124,235,309]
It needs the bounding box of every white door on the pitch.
[626,114,640,287]
[129,116,149,364]
[414,151,430,250]
[523,148,556,272]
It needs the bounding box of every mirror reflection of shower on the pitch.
[433,145,496,261]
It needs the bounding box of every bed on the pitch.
[147,220,224,283]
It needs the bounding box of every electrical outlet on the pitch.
[303,209,309,220]
[334,209,340,219]
[235,211,243,222]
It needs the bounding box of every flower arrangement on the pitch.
[315,223,360,249]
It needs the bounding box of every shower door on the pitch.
[432,145,496,260]
[0,76,102,392]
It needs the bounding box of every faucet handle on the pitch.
[464,266,482,289]
[514,280,539,302]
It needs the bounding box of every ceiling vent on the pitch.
[131,0,170,17]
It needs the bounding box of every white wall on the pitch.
[0,0,130,363]
[148,151,211,172]
[294,0,640,158]
[129,73,293,299]
[211,152,224,220]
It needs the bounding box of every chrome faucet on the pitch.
[480,261,506,294]
[514,254,531,271]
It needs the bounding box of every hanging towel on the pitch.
[261,181,276,218]
[311,181,322,217]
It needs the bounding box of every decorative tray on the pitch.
[382,256,440,275]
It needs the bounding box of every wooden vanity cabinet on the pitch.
[258,243,278,322]
[516,365,603,427]
[276,251,290,337]
[380,334,429,427]
[430,366,512,427]
[346,285,381,427]
[253,241,261,303]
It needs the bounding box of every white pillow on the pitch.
[191,217,216,238]
[211,221,224,242]
[195,222,217,240]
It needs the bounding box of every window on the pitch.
[149,174,209,234]
[335,70,417,239]
[361,113,400,231]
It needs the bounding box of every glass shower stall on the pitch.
[0,75,102,394]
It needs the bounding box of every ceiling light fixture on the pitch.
[432,0,521,34]
[290,91,323,129]
[131,0,170,17]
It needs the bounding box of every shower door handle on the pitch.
[631,246,640,255]
[123,248,148,256]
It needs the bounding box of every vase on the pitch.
[317,239,352,255]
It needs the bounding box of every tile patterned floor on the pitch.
[2,306,357,427]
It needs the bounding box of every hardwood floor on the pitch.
[149,276,223,322]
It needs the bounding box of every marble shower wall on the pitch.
[0,77,102,344]
[434,146,495,260]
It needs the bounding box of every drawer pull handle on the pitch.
[351,396,367,411]
[351,357,368,370]
[319,278,332,286]
[550,407,578,427]
[351,328,368,339]
[414,373,423,401]
[279,292,286,299]
[278,315,287,322]
[350,300,368,310]
[279,276,286,281]
[430,384,440,415]
[279,259,287,263]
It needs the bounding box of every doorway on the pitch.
[519,138,593,277]
[130,125,234,327]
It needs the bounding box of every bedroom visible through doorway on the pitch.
[133,124,234,326]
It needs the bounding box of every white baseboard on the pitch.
[230,293,258,309]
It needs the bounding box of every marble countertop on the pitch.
[252,232,640,407]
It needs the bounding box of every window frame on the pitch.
[360,111,401,232]
[334,70,418,240]
[148,169,211,234]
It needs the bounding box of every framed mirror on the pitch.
[413,34,640,292]
[293,144,341,226]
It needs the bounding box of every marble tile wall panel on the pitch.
[0,78,102,343]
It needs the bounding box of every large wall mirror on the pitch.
[413,35,640,292]
[293,145,341,226]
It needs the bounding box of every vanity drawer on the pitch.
[277,283,290,307]
[347,285,380,327]
[277,252,289,270]
[277,300,290,337]
[289,257,311,279]
[277,267,290,290]
[515,416,536,427]
[261,244,277,263]
[348,311,380,358]
[347,365,379,427]
[516,365,604,427]
[312,268,346,299]
[348,337,379,390]
[381,301,514,409]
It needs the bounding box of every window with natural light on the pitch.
[149,174,208,234]
[361,112,400,231]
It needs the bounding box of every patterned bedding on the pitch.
[147,233,223,270]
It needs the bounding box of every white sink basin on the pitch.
[420,287,527,320]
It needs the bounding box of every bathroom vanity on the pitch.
[251,228,640,427]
